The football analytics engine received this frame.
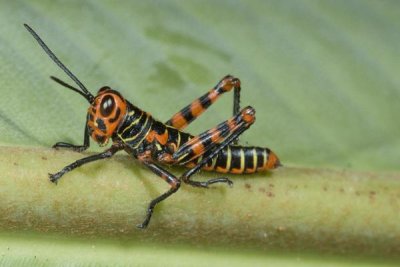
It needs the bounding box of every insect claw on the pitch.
[210,177,233,187]
[192,181,209,188]
[216,177,233,187]
[73,146,86,152]
[48,173,59,184]
[136,218,151,229]
[202,183,210,189]
[136,223,147,229]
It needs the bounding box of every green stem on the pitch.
[0,146,399,259]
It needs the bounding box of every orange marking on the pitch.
[145,130,156,143]
[220,77,235,92]
[215,166,229,173]
[155,130,169,145]
[190,99,205,118]
[171,112,187,129]
[227,119,237,131]
[209,128,221,143]
[185,162,196,168]
[243,114,255,124]
[245,166,257,174]
[191,141,205,156]
[176,136,203,160]
[230,168,244,174]
[241,107,255,124]
[202,165,214,171]
[266,151,280,169]
[208,89,219,103]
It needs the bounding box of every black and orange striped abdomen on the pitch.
[187,145,280,174]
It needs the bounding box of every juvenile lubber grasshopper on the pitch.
[24,24,281,229]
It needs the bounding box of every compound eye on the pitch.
[100,95,115,117]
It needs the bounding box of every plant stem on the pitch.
[0,146,399,259]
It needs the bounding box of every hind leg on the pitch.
[165,75,241,140]
[172,106,256,187]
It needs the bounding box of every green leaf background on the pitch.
[2,0,399,170]
[0,0,399,266]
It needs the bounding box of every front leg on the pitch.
[53,115,90,152]
[49,142,124,183]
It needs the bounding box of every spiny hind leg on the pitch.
[165,75,241,137]
[174,106,256,188]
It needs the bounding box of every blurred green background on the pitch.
[0,0,399,266]
[1,0,399,171]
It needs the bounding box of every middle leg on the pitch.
[137,161,181,229]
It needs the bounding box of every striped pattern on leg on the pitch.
[165,75,241,130]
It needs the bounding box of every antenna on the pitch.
[24,24,95,103]
[50,76,90,100]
